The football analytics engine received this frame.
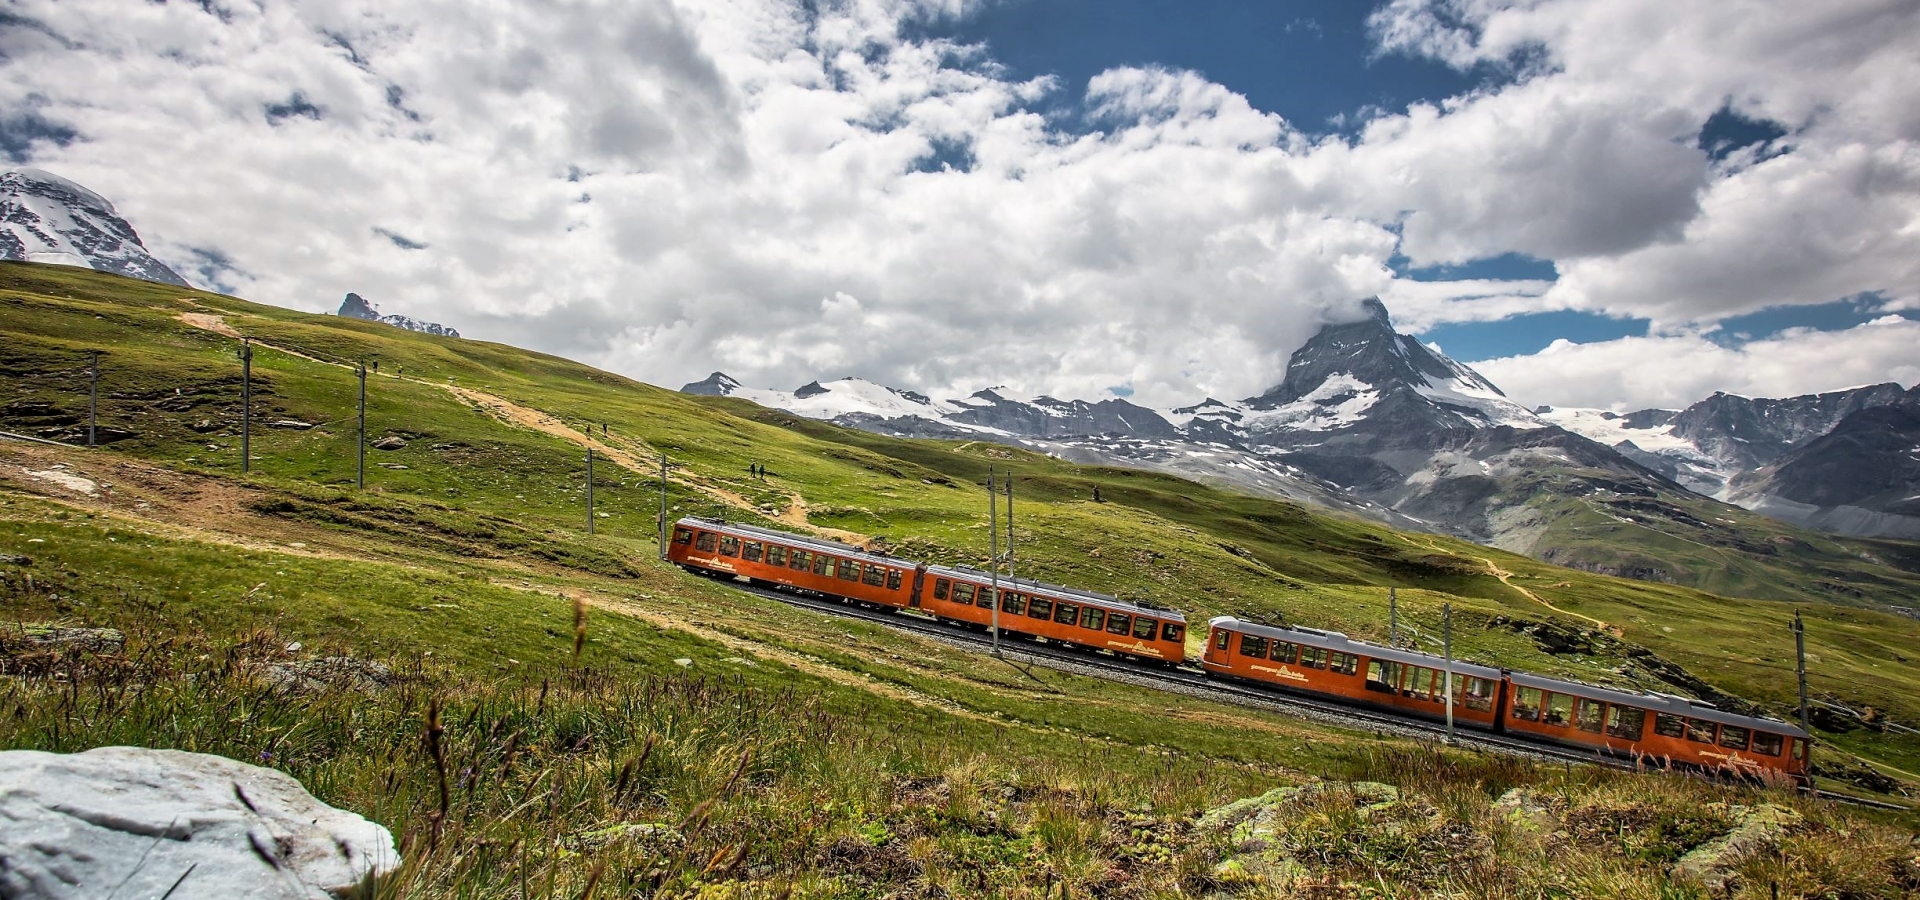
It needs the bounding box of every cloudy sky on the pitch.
[4,0,1918,412]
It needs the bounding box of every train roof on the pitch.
[928,564,1187,623]
[1209,616,1501,680]
[676,517,1184,623]
[1506,671,1810,739]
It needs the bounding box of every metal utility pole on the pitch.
[1794,610,1810,735]
[1005,472,1015,608]
[1443,602,1455,742]
[1389,587,1399,646]
[658,452,670,559]
[86,350,99,447]
[356,363,368,490]
[586,438,596,536]
[988,466,1001,656]
[240,339,253,474]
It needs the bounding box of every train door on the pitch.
[909,565,928,608]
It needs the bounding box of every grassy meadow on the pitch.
[2,260,1918,896]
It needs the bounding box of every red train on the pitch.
[667,517,1186,663]
[1203,617,1810,784]
[667,516,1810,783]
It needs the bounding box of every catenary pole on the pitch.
[1443,602,1455,742]
[240,339,253,474]
[586,435,595,536]
[87,350,98,448]
[658,452,669,559]
[356,363,367,490]
[1389,587,1399,646]
[988,466,1000,656]
[1004,471,1017,648]
[1795,610,1810,735]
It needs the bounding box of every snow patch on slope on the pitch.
[1242,372,1381,432]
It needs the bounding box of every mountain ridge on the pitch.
[0,168,189,288]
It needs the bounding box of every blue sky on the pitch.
[5,0,1917,409]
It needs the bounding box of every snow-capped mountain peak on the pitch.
[335,292,460,338]
[0,168,190,287]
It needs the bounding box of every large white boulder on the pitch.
[0,746,398,899]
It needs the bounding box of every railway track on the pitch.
[700,570,1912,812]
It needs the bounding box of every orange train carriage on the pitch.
[1203,617,1811,783]
[666,517,1187,663]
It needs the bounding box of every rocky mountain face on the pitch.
[0,168,189,287]
[1725,387,1920,540]
[336,292,459,338]
[681,372,743,396]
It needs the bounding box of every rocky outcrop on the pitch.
[1669,804,1801,894]
[680,372,743,396]
[0,746,398,899]
[1194,781,1399,887]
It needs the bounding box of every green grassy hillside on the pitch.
[2,261,1917,896]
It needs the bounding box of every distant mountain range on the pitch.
[336,292,460,338]
[0,168,189,287]
[687,300,1920,598]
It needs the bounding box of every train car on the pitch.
[1501,672,1811,783]
[915,567,1188,663]
[1201,616,1505,729]
[668,517,921,610]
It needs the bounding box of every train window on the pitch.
[952,583,975,605]
[1751,732,1783,757]
[933,578,950,600]
[1409,667,1435,700]
[1002,593,1027,615]
[1054,602,1079,625]
[1685,719,1716,744]
[1214,630,1231,651]
[1543,693,1574,727]
[1239,635,1269,658]
[790,551,810,570]
[1270,641,1298,664]
[673,528,694,545]
[886,569,903,590]
[1574,698,1606,733]
[1654,713,1686,739]
[1330,652,1358,676]
[813,555,830,576]
[863,564,885,586]
[1364,661,1395,694]
[767,546,787,566]
[1717,725,1750,751]
[1081,607,1105,631]
[695,532,718,552]
[719,536,740,557]
[1794,739,1806,762]
[1605,706,1645,741]
[1107,613,1131,635]
[1163,623,1183,643]
[1300,646,1329,669]
[839,560,861,582]
[1462,676,1496,711]
[742,541,763,562]
[1028,597,1052,619]
[1511,687,1542,721]
[1133,617,1158,640]
[980,588,998,609]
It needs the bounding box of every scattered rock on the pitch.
[9,624,125,654]
[672,658,693,668]
[1491,787,1556,834]
[371,436,407,451]
[0,746,398,899]
[190,418,223,433]
[264,657,396,695]
[1670,804,1801,895]
[567,822,684,855]
[0,553,28,566]
[267,419,317,430]
[1194,781,1399,887]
